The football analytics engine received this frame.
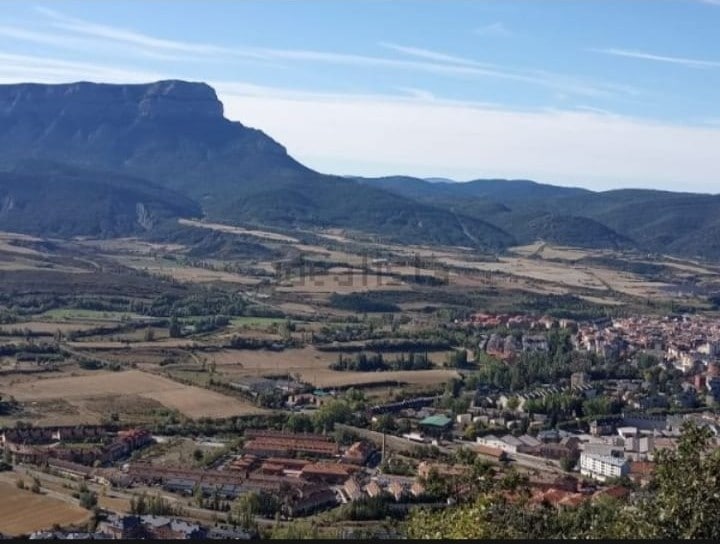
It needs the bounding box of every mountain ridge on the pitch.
[0,79,719,259]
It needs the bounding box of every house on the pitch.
[364,480,383,498]
[476,434,507,450]
[517,434,541,449]
[629,461,655,485]
[475,444,508,461]
[343,477,364,502]
[99,515,207,540]
[579,452,629,482]
[300,463,359,484]
[498,435,524,454]
[589,417,623,437]
[410,481,426,497]
[418,414,453,432]
[342,441,374,466]
[285,486,338,517]
[387,480,407,502]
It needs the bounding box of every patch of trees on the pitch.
[476,331,639,392]
[130,492,183,516]
[329,293,400,313]
[225,336,291,350]
[318,338,450,353]
[330,352,432,372]
[332,496,399,521]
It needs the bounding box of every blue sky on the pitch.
[1,1,719,192]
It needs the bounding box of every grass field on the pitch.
[230,316,288,327]
[39,308,144,321]
[0,482,91,536]
[9,369,267,419]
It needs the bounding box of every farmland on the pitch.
[7,370,267,421]
[1,221,719,430]
[0,482,91,536]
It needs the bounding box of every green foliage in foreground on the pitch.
[408,422,720,539]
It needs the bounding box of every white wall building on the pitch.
[580,452,629,482]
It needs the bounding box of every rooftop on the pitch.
[419,414,453,428]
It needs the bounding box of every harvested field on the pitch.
[210,347,337,374]
[66,339,195,349]
[276,273,407,293]
[0,482,91,536]
[0,319,117,335]
[179,218,299,243]
[296,368,461,389]
[114,256,261,285]
[9,369,266,419]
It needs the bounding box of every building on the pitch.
[300,463,359,484]
[98,515,207,540]
[242,430,339,458]
[418,414,453,436]
[341,441,374,465]
[579,452,629,482]
[475,444,508,461]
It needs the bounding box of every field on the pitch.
[1,223,719,429]
[8,369,267,420]
[293,368,460,388]
[0,482,91,536]
[39,308,144,321]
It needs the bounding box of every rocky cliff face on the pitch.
[0,79,296,202]
[0,80,224,122]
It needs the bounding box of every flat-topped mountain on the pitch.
[0,80,509,247]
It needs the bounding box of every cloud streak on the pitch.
[26,7,638,99]
[474,22,513,37]
[592,47,720,68]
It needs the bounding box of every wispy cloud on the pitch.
[474,22,513,37]
[592,47,720,68]
[0,52,165,83]
[36,7,236,58]
[379,42,496,68]
[698,0,720,6]
[381,42,640,98]
[26,6,638,99]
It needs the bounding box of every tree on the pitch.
[233,492,260,531]
[313,400,353,432]
[168,316,182,338]
[143,327,155,342]
[406,422,720,540]
[79,490,98,509]
[560,455,577,472]
[286,413,314,433]
[637,421,720,539]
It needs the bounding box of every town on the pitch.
[3,310,720,539]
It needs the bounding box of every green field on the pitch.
[39,308,144,321]
[230,316,289,327]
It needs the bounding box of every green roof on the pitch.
[313,389,331,397]
[419,414,453,428]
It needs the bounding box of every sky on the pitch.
[1,1,719,193]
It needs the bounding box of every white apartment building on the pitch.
[580,452,629,482]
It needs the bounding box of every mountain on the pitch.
[0,80,511,248]
[0,79,719,259]
[360,176,720,258]
[0,161,200,237]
